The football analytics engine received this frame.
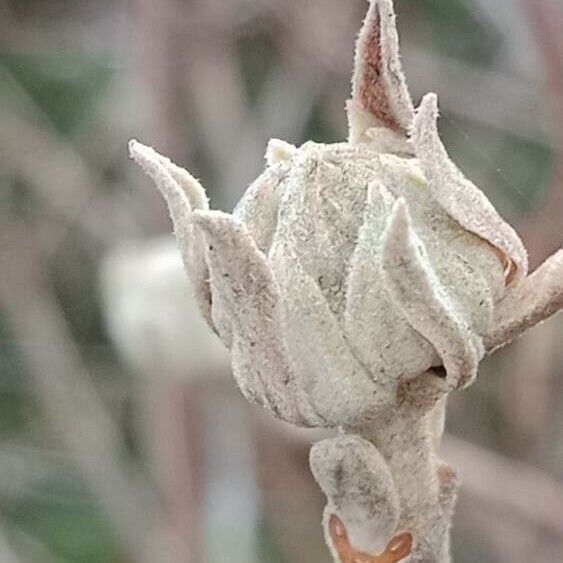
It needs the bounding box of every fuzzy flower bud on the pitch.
[128,0,563,560]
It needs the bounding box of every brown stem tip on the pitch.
[329,514,413,563]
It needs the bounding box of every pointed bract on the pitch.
[382,199,483,390]
[129,141,213,326]
[485,248,563,352]
[273,246,389,425]
[191,210,321,427]
[348,0,414,142]
[129,140,208,211]
[345,183,438,380]
[411,95,528,285]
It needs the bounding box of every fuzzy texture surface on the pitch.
[129,0,563,561]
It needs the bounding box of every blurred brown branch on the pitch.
[519,0,563,265]
[0,67,140,257]
[0,224,156,563]
[444,435,563,537]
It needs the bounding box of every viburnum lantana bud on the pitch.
[129,0,563,560]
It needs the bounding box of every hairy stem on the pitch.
[347,404,457,562]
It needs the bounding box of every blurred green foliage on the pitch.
[5,479,119,562]
[403,0,501,64]
[1,53,112,135]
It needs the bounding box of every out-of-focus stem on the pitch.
[0,226,155,563]
[0,519,21,563]
[519,0,563,265]
[142,379,205,563]
[349,406,456,563]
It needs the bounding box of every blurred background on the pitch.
[1,0,563,561]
